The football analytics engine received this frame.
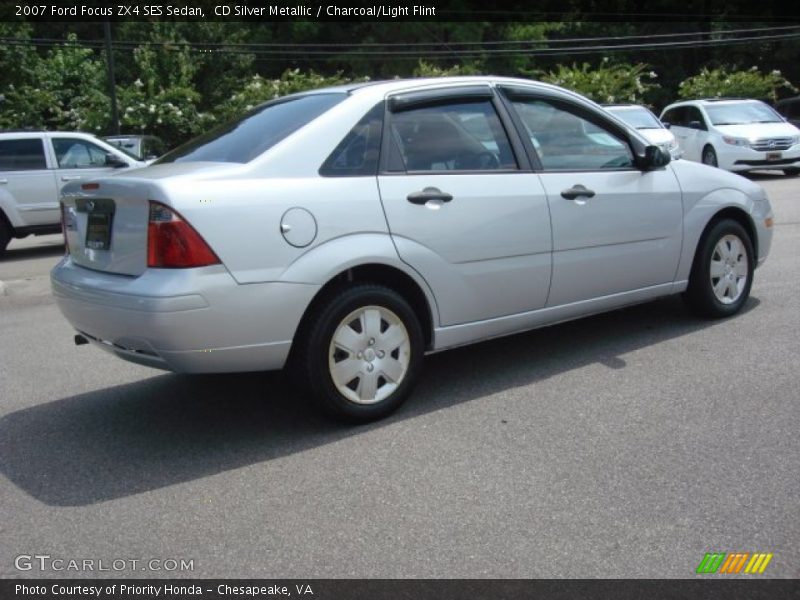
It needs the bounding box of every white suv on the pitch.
[660,98,800,176]
[0,131,145,255]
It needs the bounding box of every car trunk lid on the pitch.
[61,178,158,276]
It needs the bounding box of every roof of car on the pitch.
[302,76,573,98]
[0,130,102,137]
[669,98,763,106]
[0,129,48,134]
[103,135,161,141]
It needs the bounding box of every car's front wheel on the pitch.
[292,284,424,422]
[684,219,754,318]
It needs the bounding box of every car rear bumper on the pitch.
[51,257,319,373]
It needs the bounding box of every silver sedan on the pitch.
[52,77,774,421]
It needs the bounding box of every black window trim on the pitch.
[387,86,494,113]
[662,106,686,127]
[318,100,386,178]
[378,86,532,176]
[686,105,709,130]
[497,84,649,174]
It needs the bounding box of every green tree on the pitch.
[412,60,483,77]
[540,59,660,104]
[0,33,110,131]
[116,42,213,145]
[678,67,796,102]
[115,22,255,110]
[214,69,361,122]
[498,22,563,76]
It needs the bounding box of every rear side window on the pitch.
[0,138,47,171]
[685,106,707,129]
[388,100,517,172]
[662,107,686,127]
[157,93,347,164]
[320,102,384,177]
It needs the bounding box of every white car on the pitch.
[0,131,146,254]
[660,98,800,176]
[604,104,682,159]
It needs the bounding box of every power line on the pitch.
[1,29,798,60]
[2,24,800,49]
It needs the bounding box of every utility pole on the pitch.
[104,21,120,135]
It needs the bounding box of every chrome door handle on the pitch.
[0,178,7,184]
[561,185,595,200]
[61,175,83,181]
[407,187,453,205]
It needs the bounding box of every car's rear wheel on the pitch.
[702,146,718,168]
[292,284,424,422]
[784,167,800,177]
[684,219,754,318]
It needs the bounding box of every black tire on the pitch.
[783,168,800,177]
[701,146,718,168]
[0,218,12,257]
[291,284,424,422]
[684,219,754,318]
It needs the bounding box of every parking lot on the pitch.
[1,173,798,578]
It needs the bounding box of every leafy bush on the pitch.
[116,44,214,146]
[412,60,483,77]
[540,59,660,104]
[118,83,215,147]
[678,67,796,102]
[214,69,362,122]
[0,35,111,132]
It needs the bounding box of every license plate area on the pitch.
[766,151,782,161]
[76,198,115,251]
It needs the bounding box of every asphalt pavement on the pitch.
[1,173,798,578]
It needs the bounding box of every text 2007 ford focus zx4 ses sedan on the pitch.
[52,77,774,421]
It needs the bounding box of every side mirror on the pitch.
[641,145,671,170]
[661,120,672,129]
[688,120,704,130]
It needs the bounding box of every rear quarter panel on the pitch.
[163,176,393,284]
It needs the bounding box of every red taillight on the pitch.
[147,201,220,268]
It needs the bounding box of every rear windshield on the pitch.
[156,93,346,164]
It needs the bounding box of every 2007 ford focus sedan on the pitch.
[52,77,774,421]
